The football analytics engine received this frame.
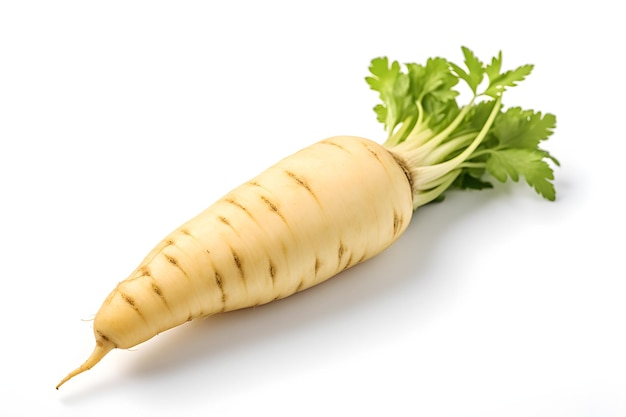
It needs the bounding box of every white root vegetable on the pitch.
[57,47,558,389]
[57,137,412,388]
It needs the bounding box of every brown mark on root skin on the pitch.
[224,197,260,225]
[163,253,191,280]
[269,261,277,285]
[218,215,243,237]
[314,257,321,276]
[119,291,145,321]
[321,139,349,153]
[232,250,244,279]
[338,242,346,265]
[224,197,246,210]
[181,229,192,236]
[164,253,178,266]
[96,330,117,347]
[388,151,414,190]
[393,211,405,237]
[260,195,286,222]
[151,282,170,310]
[363,144,383,165]
[343,254,354,270]
[284,170,319,202]
[214,272,227,311]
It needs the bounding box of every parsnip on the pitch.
[57,48,557,389]
[57,137,412,388]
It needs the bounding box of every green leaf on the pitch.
[366,47,558,206]
[366,57,400,92]
[408,58,459,101]
[466,100,498,132]
[406,58,460,133]
[372,104,387,125]
[483,64,534,98]
[485,51,502,84]
[493,108,557,149]
[366,57,413,136]
[450,46,484,94]
[486,148,556,200]
[455,172,493,190]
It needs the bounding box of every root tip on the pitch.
[55,340,114,390]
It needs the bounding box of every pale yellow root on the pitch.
[57,136,413,389]
[56,339,114,389]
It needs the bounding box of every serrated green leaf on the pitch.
[366,57,414,136]
[461,46,484,85]
[423,96,460,131]
[373,104,387,125]
[365,57,400,91]
[408,58,458,100]
[467,101,498,132]
[450,47,484,93]
[367,47,558,205]
[486,148,556,200]
[483,64,534,98]
[485,51,502,83]
[493,107,556,149]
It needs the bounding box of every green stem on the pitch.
[384,114,416,147]
[413,97,501,191]
[411,170,460,209]
[413,97,475,153]
[459,161,486,169]
[422,132,477,165]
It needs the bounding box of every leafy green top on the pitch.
[366,47,558,209]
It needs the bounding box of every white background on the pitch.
[1,1,624,416]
